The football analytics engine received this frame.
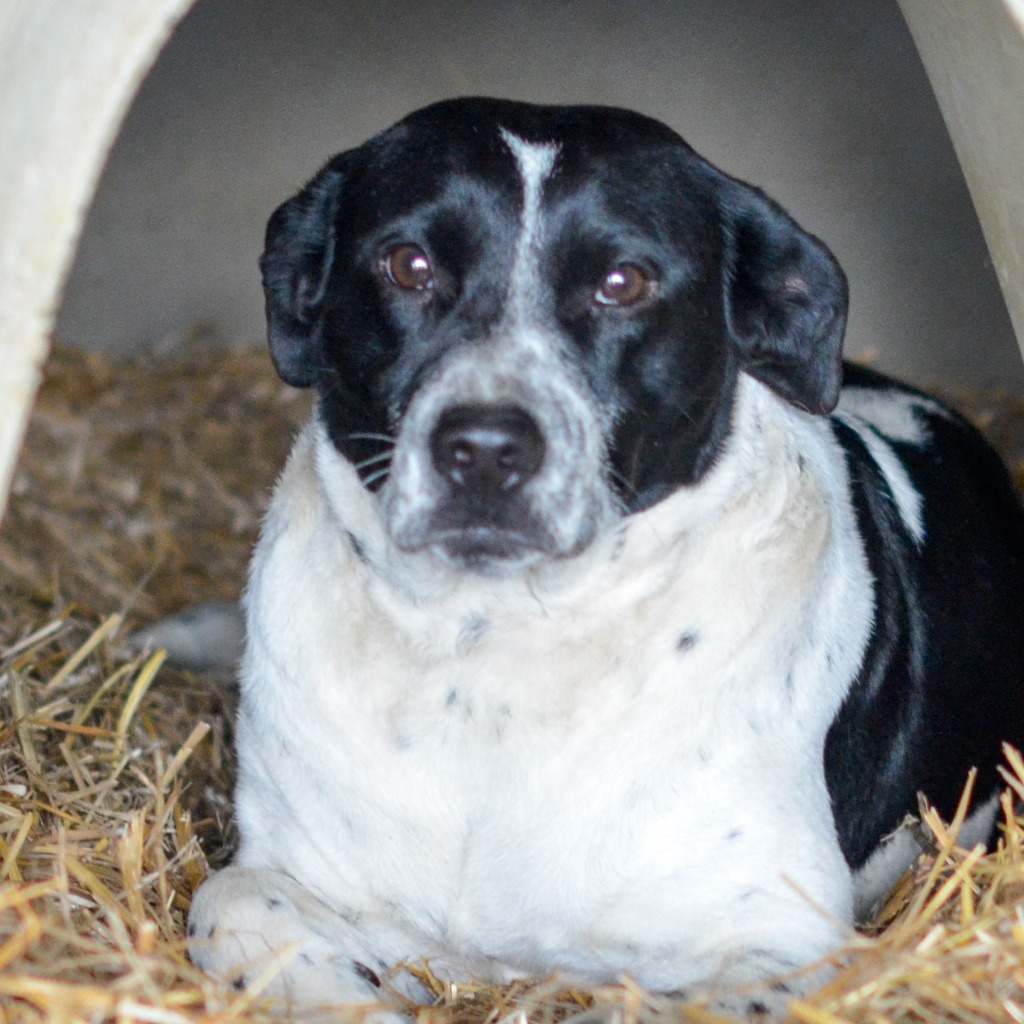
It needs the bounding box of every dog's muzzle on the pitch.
[411,403,547,569]
[383,340,614,572]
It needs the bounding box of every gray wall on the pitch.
[55,0,1023,389]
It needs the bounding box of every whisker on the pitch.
[354,452,394,472]
[362,467,391,489]
[608,467,643,515]
[347,432,396,446]
[608,467,640,502]
[608,463,668,549]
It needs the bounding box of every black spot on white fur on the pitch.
[352,961,382,988]
[346,531,370,563]
[676,630,699,653]
[611,526,629,561]
[457,615,490,652]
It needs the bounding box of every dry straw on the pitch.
[1,346,1023,1022]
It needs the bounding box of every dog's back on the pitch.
[827,365,1024,872]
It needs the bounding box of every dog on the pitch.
[186,98,1024,1016]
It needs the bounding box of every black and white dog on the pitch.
[187,98,1024,1015]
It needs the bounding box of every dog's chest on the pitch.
[235,412,861,972]
[242,597,819,974]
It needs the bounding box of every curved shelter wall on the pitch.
[0,0,191,525]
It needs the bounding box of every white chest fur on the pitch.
[233,375,873,989]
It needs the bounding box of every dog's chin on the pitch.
[427,528,547,576]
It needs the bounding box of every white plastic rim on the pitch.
[1,1,1024,526]
[0,0,192,525]
[898,0,1024,359]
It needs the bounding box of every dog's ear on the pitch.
[723,183,848,414]
[259,155,350,388]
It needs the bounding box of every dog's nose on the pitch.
[430,405,545,495]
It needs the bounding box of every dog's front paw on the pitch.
[188,866,417,1014]
[693,983,795,1020]
[672,947,834,1020]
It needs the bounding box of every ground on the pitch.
[0,344,1022,1023]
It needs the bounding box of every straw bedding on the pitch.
[1,343,1023,1023]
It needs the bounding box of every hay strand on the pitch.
[1,345,1024,1022]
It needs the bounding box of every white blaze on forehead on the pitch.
[499,128,559,321]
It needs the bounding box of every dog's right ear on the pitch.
[259,156,349,388]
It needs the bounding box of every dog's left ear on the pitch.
[259,154,351,388]
[723,183,848,414]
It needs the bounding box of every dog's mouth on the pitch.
[384,458,593,574]
[421,526,545,573]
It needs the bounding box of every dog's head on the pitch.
[261,98,846,574]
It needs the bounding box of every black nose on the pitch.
[430,405,545,495]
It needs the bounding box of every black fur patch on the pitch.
[352,961,382,988]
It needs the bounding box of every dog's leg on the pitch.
[687,948,836,1019]
[188,866,429,1015]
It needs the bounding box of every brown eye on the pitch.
[595,264,652,307]
[382,244,434,291]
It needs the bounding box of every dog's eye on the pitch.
[594,264,652,307]
[382,245,434,291]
